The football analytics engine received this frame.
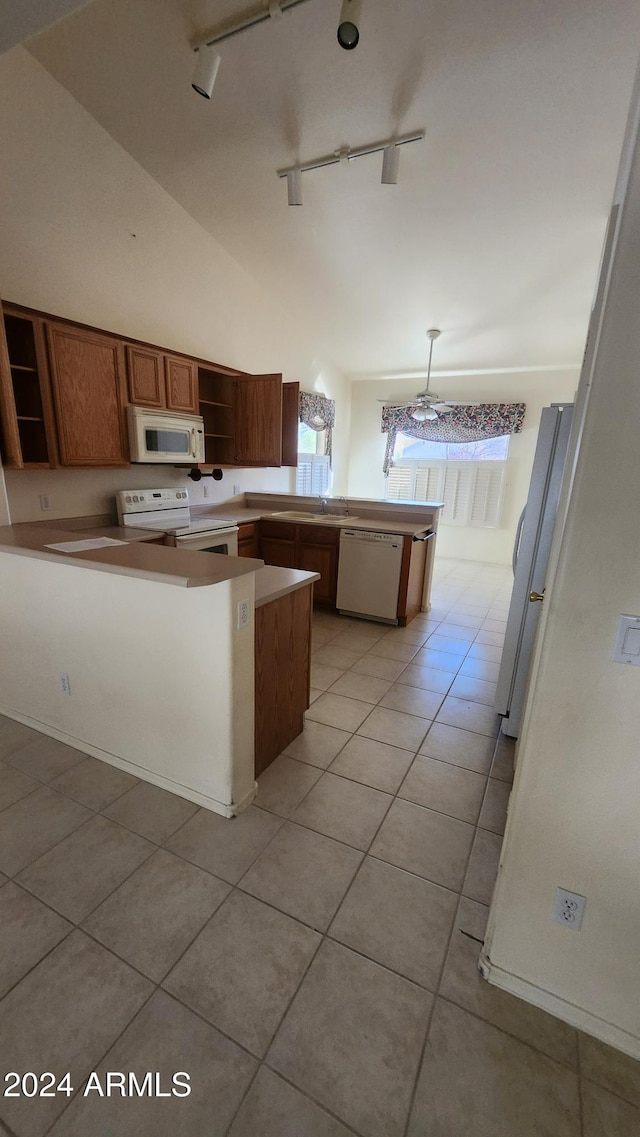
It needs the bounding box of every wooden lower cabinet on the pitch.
[254,584,313,776]
[297,525,338,606]
[396,531,432,625]
[259,520,338,606]
[237,522,261,558]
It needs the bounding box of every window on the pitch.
[386,434,509,527]
[296,421,331,494]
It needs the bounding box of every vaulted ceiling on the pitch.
[12,0,640,376]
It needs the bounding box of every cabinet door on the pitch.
[165,356,198,415]
[237,522,261,558]
[126,345,164,407]
[233,374,282,466]
[261,537,297,569]
[46,323,129,466]
[298,533,338,606]
[281,381,299,467]
[255,585,312,776]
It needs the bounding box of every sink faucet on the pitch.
[318,496,329,514]
[339,496,350,517]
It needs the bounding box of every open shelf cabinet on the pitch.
[0,305,57,468]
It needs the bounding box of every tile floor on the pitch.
[0,557,638,1136]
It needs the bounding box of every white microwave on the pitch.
[127,406,205,464]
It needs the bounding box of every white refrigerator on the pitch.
[495,403,574,737]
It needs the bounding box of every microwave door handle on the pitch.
[190,428,197,459]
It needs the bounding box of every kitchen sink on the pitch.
[270,510,356,523]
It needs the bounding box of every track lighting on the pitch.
[287,169,303,206]
[277,131,423,205]
[381,144,399,185]
[337,0,363,50]
[191,45,221,99]
[191,0,312,98]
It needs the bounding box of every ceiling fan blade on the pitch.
[432,403,455,413]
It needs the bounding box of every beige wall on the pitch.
[0,551,256,814]
[0,48,349,522]
[346,369,579,564]
[485,80,640,1056]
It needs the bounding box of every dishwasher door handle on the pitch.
[413,531,435,542]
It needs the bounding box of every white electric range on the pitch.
[115,488,239,555]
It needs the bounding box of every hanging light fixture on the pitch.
[411,329,442,421]
[277,131,424,205]
[191,45,221,98]
[381,144,400,184]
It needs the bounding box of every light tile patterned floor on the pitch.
[0,557,638,1136]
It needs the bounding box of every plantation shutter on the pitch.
[387,465,415,500]
[440,464,474,525]
[296,454,330,495]
[469,462,505,528]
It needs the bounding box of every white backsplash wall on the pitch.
[4,464,294,524]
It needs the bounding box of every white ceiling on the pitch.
[16,0,640,377]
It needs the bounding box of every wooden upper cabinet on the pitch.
[46,322,129,467]
[233,373,282,467]
[126,345,164,408]
[281,381,299,467]
[165,355,198,414]
[0,301,58,469]
[127,347,198,414]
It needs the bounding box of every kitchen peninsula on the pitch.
[0,525,317,818]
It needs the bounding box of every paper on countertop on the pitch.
[44,537,128,552]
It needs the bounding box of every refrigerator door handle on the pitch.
[512,507,526,575]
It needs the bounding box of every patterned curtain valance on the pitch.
[299,391,336,463]
[381,402,526,475]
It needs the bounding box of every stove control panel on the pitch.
[116,488,189,523]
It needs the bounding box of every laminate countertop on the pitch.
[191,504,438,537]
[0,524,321,605]
[0,525,263,588]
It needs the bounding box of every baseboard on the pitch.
[479,949,640,1061]
[0,706,256,819]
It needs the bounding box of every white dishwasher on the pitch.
[336,528,404,623]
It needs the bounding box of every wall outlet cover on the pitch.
[552,887,586,930]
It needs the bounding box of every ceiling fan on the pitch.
[379,328,455,420]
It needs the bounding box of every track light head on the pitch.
[337,0,362,50]
[192,45,221,99]
[381,144,399,184]
[287,169,303,206]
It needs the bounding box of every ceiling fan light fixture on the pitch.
[411,406,438,422]
[191,45,221,98]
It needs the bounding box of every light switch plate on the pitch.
[612,614,640,666]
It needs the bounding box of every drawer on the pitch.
[260,519,296,539]
[297,523,340,544]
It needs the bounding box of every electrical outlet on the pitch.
[233,483,242,496]
[59,672,71,695]
[552,888,586,930]
[40,495,51,511]
[237,600,249,629]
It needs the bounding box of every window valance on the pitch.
[381,402,526,475]
[299,391,335,463]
